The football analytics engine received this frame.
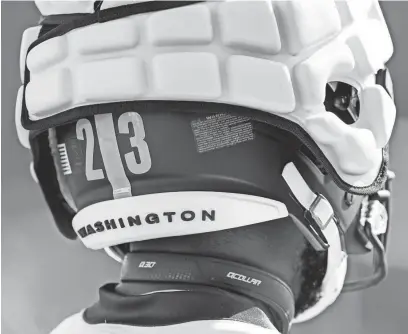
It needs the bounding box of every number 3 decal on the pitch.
[118,112,152,174]
[76,112,152,182]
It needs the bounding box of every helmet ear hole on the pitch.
[324,81,360,125]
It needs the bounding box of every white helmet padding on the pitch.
[18,0,395,192]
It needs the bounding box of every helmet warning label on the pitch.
[191,114,254,153]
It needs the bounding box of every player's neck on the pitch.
[115,252,277,330]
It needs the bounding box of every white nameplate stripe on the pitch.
[72,192,288,250]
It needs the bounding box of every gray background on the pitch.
[1,2,407,334]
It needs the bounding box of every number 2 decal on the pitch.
[76,112,152,182]
[76,119,104,181]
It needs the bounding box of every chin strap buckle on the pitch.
[283,162,337,252]
[309,194,334,230]
[303,194,334,252]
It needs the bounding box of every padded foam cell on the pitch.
[35,0,95,15]
[75,57,146,102]
[26,69,73,119]
[147,4,213,46]
[218,1,281,54]
[347,20,394,77]
[19,26,41,83]
[152,53,222,98]
[274,0,341,55]
[356,85,396,148]
[227,56,295,113]
[71,18,140,55]
[26,36,68,73]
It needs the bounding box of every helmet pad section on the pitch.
[20,0,395,191]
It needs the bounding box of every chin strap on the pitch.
[342,170,395,292]
[283,162,395,297]
[282,162,347,323]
